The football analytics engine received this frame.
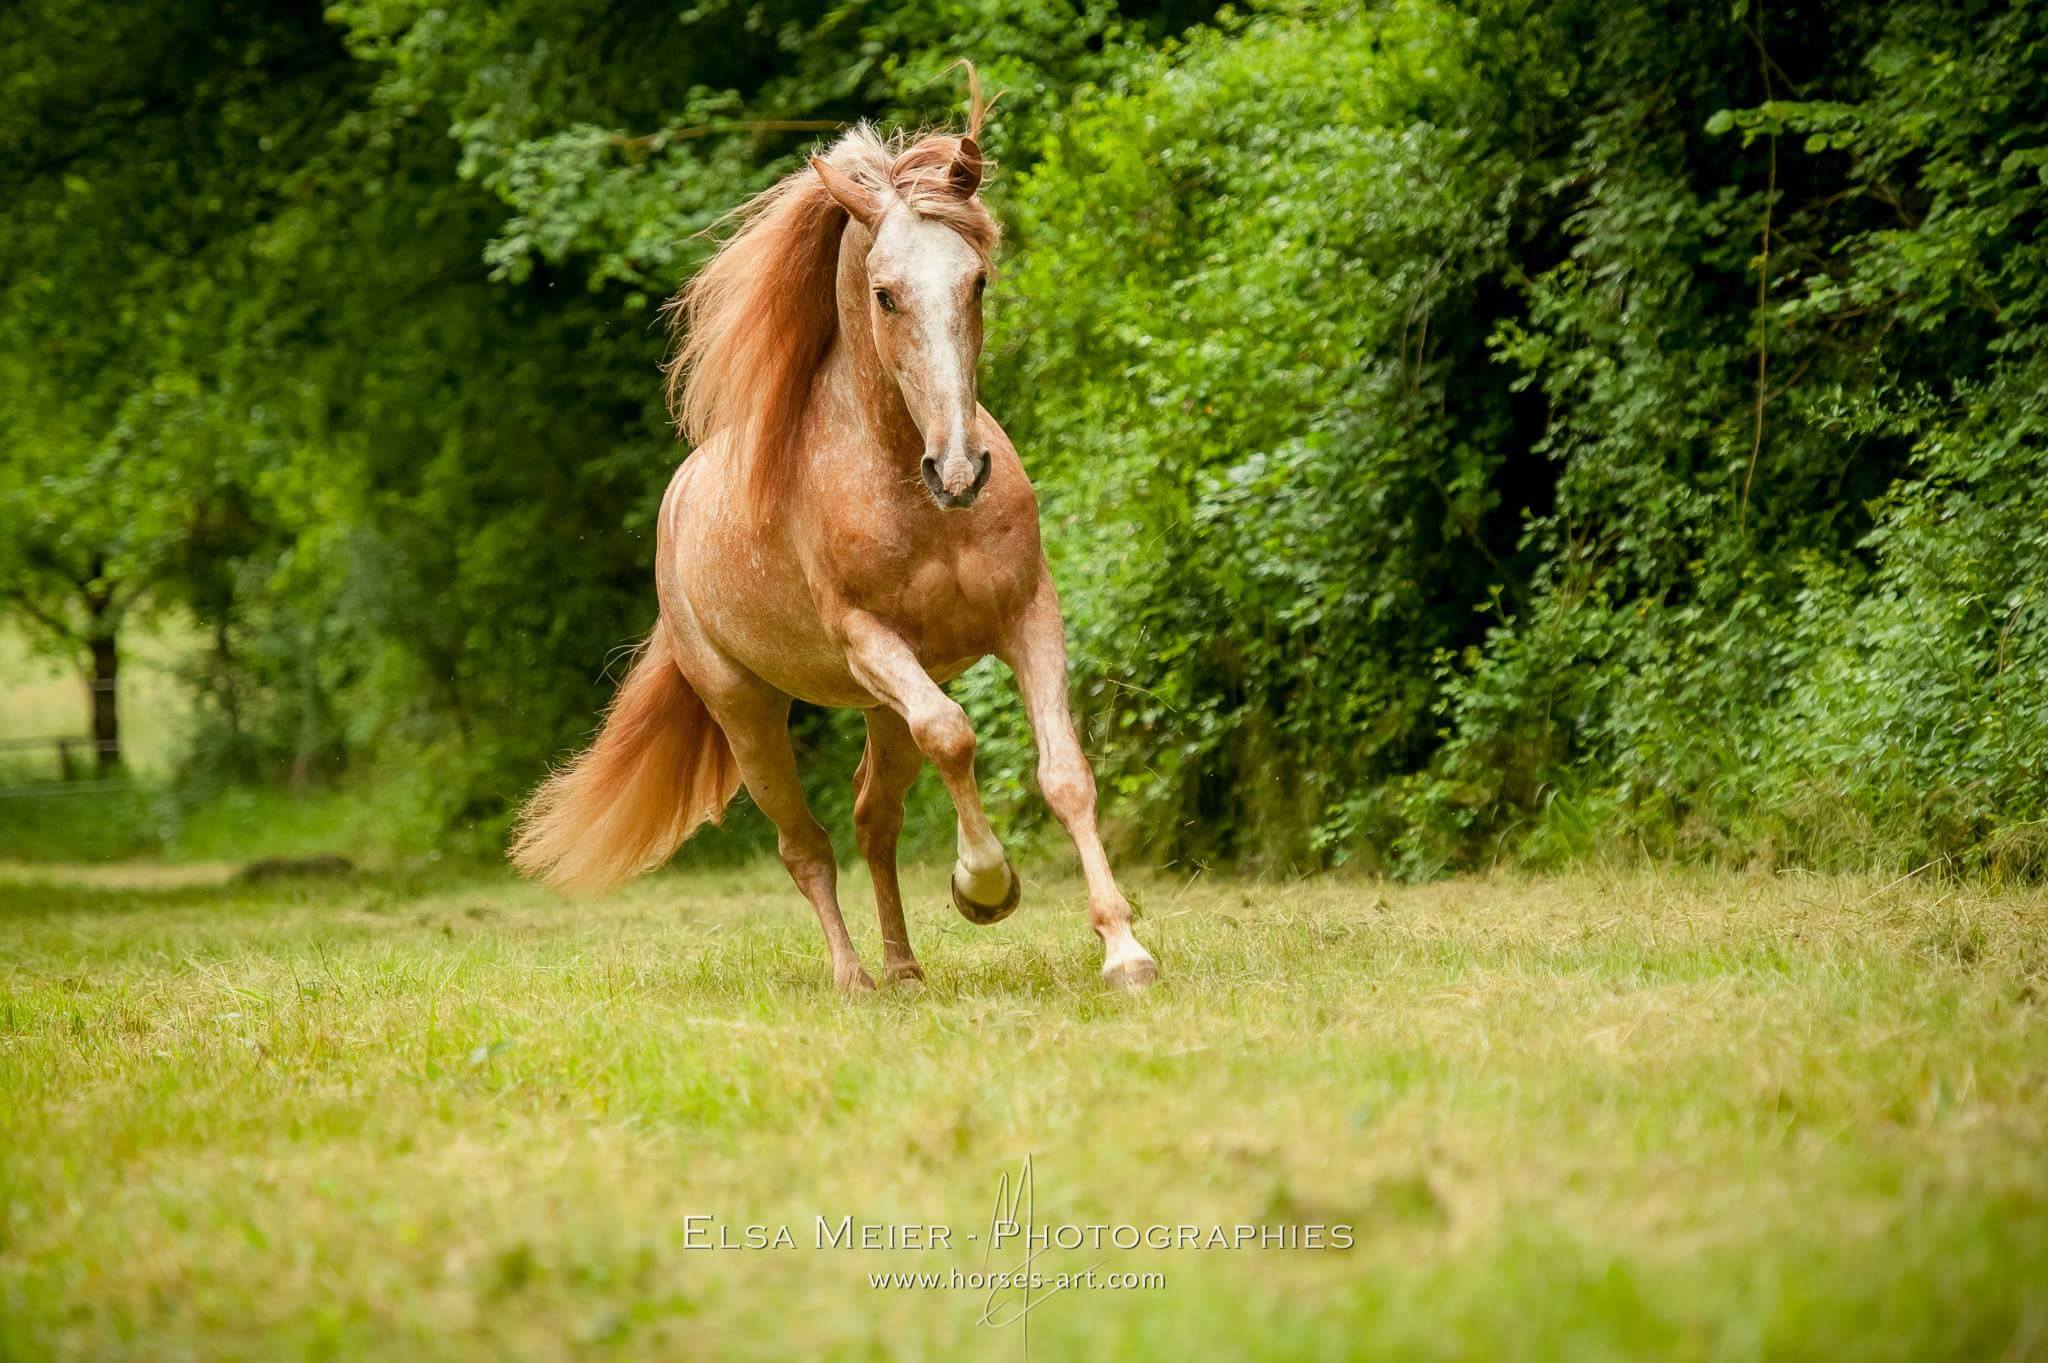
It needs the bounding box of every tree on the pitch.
[0,0,352,771]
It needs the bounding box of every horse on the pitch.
[507,79,1159,993]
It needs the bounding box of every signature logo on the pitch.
[977,1154,1104,1358]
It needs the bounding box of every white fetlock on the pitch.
[1100,929,1159,990]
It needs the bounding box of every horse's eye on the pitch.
[973,274,987,298]
[874,289,897,314]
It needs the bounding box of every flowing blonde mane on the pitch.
[666,82,999,523]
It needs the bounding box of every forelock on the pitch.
[821,124,1000,261]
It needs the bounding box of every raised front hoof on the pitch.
[1101,957,1160,992]
[951,861,1021,926]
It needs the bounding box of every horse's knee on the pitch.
[913,702,976,773]
[1039,759,1096,822]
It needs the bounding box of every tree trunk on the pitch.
[88,632,120,774]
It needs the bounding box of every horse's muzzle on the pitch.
[921,449,991,510]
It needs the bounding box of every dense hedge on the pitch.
[978,0,2048,873]
[4,0,2042,873]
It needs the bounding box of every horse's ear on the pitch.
[810,156,881,227]
[948,136,983,197]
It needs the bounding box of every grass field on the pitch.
[2,861,2044,1361]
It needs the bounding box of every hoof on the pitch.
[951,861,1020,925]
[1101,956,1160,992]
[835,964,877,995]
[884,961,926,989]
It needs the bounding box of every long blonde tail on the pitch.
[509,626,740,892]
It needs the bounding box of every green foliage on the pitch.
[982,4,1534,864]
[985,0,2047,873]
[1408,0,2048,875]
[3,0,2043,875]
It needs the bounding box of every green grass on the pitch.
[1,863,2043,1361]
[0,781,472,866]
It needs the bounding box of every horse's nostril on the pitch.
[919,450,986,508]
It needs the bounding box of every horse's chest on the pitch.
[835,536,1020,657]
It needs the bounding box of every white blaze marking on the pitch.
[872,208,980,485]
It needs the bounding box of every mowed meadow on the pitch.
[3,861,2043,1361]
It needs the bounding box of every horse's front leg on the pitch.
[841,613,1020,926]
[1000,581,1159,990]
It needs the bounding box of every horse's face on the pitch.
[864,207,990,510]
[811,145,993,510]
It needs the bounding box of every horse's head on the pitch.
[668,69,1002,524]
[811,123,997,510]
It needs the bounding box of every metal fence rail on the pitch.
[0,734,123,794]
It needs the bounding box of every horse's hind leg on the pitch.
[714,684,875,994]
[852,707,926,984]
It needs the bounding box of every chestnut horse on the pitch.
[509,85,1158,992]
